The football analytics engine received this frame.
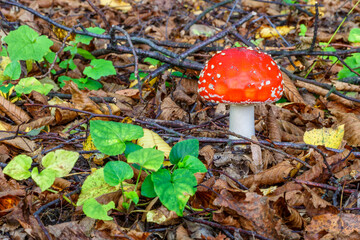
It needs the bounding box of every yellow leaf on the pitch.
[83,135,106,164]
[137,129,171,159]
[303,125,345,149]
[99,0,132,12]
[257,26,295,39]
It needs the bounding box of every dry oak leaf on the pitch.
[305,213,360,240]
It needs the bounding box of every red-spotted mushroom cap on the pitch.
[198,47,283,104]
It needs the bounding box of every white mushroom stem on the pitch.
[229,104,255,140]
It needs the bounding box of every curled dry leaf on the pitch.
[55,103,79,125]
[295,81,357,108]
[302,184,339,217]
[0,95,31,125]
[305,213,360,240]
[213,190,281,239]
[199,145,215,167]
[333,112,360,147]
[0,132,36,152]
[158,96,188,121]
[10,116,55,132]
[331,80,360,92]
[241,160,296,188]
[173,89,196,105]
[273,197,305,230]
[282,71,305,104]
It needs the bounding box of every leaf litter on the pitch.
[0,0,360,239]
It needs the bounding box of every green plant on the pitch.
[1,25,116,93]
[299,24,307,37]
[3,150,79,192]
[58,27,117,90]
[337,28,360,79]
[77,120,206,220]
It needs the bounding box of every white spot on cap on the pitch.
[221,52,226,55]
[268,67,271,70]
[253,70,257,74]
[211,65,214,69]
[217,74,221,78]
[271,61,276,66]
[207,73,211,76]
[204,95,209,99]
[208,84,214,90]
[266,80,270,85]
[202,79,206,83]
[219,62,222,65]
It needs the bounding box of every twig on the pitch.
[85,0,110,31]
[183,0,234,31]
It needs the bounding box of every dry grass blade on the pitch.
[282,71,305,103]
[0,96,31,125]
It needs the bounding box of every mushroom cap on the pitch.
[198,47,283,104]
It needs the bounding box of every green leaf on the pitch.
[178,155,207,174]
[129,71,148,81]
[141,174,157,198]
[77,48,95,60]
[4,25,53,61]
[3,155,32,180]
[152,169,197,216]
[44,51,59,64]
[169,139,199,165]
[83,59,116,80]
[124,142,143,157]
[338,53,360,79]
[4,61,21,79]
[144,57,161,66]
[41,150,79,178]
[59,58,77,70]
[299,24,307,37]
[127,148,164,171]
[124,191,139,204]
[58,76,102,90]
[15,77,53,95]
[75,27,106,45]
[90,120,144,156]
[26,126,45,136]
[0,83,14,94]
[83,198,114,221]
[349,28,360,43]
[77,168,124,206]
[31,167,57,191]
[104,161,133,186]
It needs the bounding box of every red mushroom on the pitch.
[198,47,283,140]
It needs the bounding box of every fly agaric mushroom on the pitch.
[198,47,283,140]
